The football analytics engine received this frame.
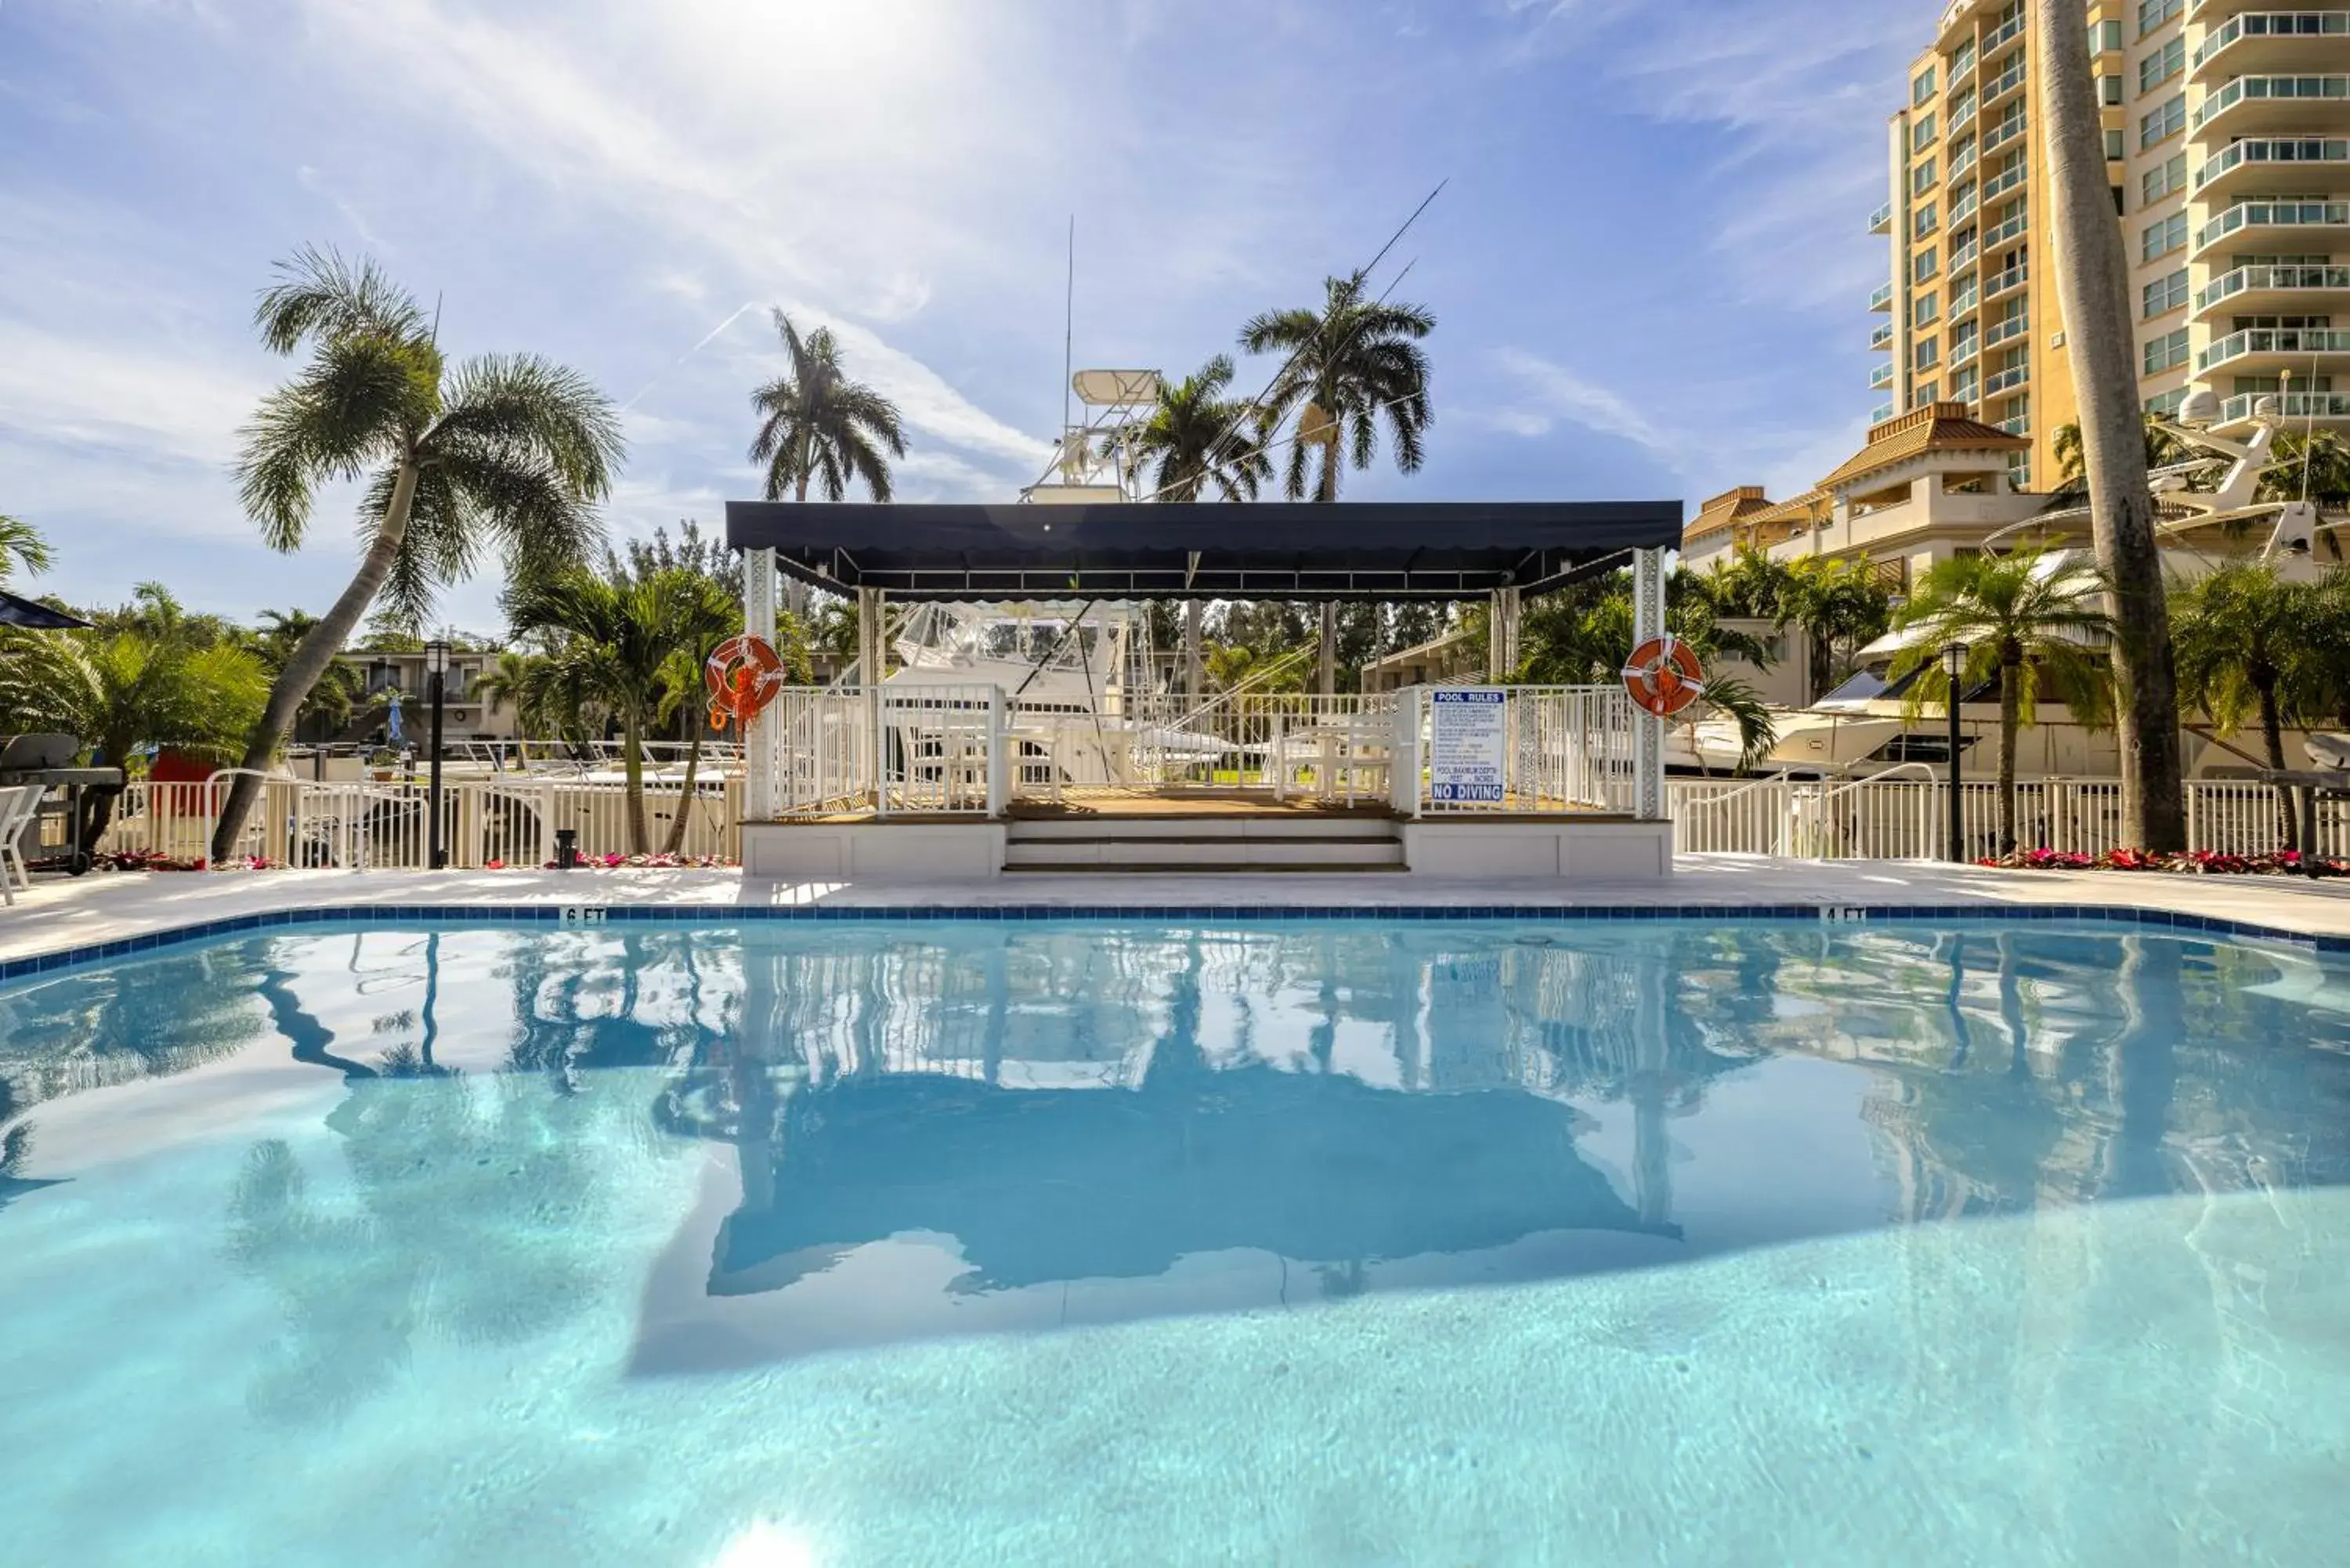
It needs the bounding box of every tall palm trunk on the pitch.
[1998,646,2023,854]
[662,721,707,856]
[2037,0,2185,851]
[785,438,815,620]
[2258,677,2298,851]
[212,458,421,862]
[620,706,649,856]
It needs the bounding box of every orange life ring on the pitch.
[704,635,787,732]
[1622,636,1706,718]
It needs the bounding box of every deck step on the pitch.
[1007,839,1404,869]
[1007,815,1397,842]
[1003,861,1409,876]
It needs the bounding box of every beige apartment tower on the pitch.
[1875,0,2350,491]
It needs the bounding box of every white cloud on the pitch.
[1483,349,1676,461]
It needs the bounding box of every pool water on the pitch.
[3,919,2348,1566]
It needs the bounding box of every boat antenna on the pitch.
[1062,216,1076,445]
[430,291,443,347]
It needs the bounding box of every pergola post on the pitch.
[858,587,886,687]
[1487,587,1521,682]
[743,547,778,822]
[1184,600,1204,699]
[1318,603,1337,698]
[1632,547,1667,822]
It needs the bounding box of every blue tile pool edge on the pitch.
[4,900,2344,981]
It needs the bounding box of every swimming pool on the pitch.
[4,916,2348,1566]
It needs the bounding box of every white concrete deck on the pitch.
[5,856,2349,964]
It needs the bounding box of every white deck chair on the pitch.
[0,783,48,905]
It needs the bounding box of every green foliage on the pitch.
[1239,270,1434,502]
[2258,430,2350,510]
[2169,565,2328,751]
[1130,356,1271,503]
[750,313,906,504]
[251,608,369,740]
[2052,414,2198,489]
[0,513,55,585]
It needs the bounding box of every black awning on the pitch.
[723,500,1682,602]
[0,590,92,630]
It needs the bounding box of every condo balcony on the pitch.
[1984,260,2029,302]
[2216,389,2350,428]
[2192,13,2350,81]
[1871,400,1896,425]
[2193,74,2350,137]
[2196,326,2350,374]
[1983,313,2030,350]
[2194,136,2350,201]
[1870,322,1896,351]
[1982,56,2028,114]
[1981,208,2028,249]
[1870,362,1897,390]
[1983,364,2030,396]
[2193,197,2350,258]
[1870,201,1894,235]
[2193,262,2350,319]
[1979,12,2024,60]
[1871,281,1896,312]
[1983,113,2029,156]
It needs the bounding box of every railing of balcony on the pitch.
[2196,13,2350,72]
[1985,261,2029,299]
[1981,13,2024,56]
[2195,137,2350,190]
[2196,262,2350,311]
[1869,201,1895,233]
[2196,199,2350,250]
[2194,74,2350,132]
[2197,327,2350,371]
[1871,281,1896,310]
[1870,362,1897,389]
[1985,365,2030,396]
[2222,390,2350,422]
[1985,313,2031,349]
[1984,112,2029,154]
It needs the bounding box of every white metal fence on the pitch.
[756,685,1002,818]
[1670,775,2348,861]
[92,771,743,869]
[1397,685,1636,817]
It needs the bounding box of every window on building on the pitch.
[2141,210,2189,262]
[1914,67,1938,106]
[1915,382,1941,407]
[2090,19,2123,52]
[2143,327,2192,374]
[2145,388,2188,419]
[2138,93,2185,149]
[2099,74,2124,107]
[1918,338,1942,370]
[1914,247,1940,283]
[1913,114,1938,153]
[2138,38,2186,95]
[1915,203,1940,240]
[2106,128,2127,163]
[2141,152,2188,205]
[1914,292,1940,325]
[1914,158,1938,196]
[2142,268,2190,316]
[2138,0,2181,35]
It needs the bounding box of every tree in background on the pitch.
[0,605,269,846]
[750,313,906,622]
[0,514,55,586]
[2169,564,2330,848]
[504,566,737,854]
[1239,270,1434,503]
[1129,356,1272,503]
[2036,0,2184,850]
[250,608,369,743]
[215,246,623,861]
[2051,415,2195,491]
[1892,549,2115,855]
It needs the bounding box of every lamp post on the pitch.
[424,638,449,869]
[1943,641,1969,863]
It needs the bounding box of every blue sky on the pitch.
[1,0,1917,632]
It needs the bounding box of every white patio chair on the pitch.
[0,783,48,905]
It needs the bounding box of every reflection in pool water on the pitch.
[2,920,2348,1566]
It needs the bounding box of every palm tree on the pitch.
[1130,356,1272,503]
[2051,415,2196,490]
[505,566,738,854]
[0,513,54,585]
[2260,430,2350,517]
[1893,549,2116,855]
[2169,564,2326,847]
[472,649,547,757]
[0,625,269,844]
[1238,270,1434,503]
[213,247,624,861]
[250,608,367,742]
[2036,0,2185,851]
[1774,557,1894,700]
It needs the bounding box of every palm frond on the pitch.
[253,245,429,356]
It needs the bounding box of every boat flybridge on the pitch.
[1672,390,2344,782]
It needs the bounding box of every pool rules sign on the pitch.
[1429,688,1507,804]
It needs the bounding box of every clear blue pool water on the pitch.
[3,919,2348,1566]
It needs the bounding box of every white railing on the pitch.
[94,771,743,869]
[1398,686,1636,818]
[1669,775,2348,861]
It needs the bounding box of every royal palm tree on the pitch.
[0,513,53,585]
[1893,549,2116,855]
[250,608,366,742]
[505,566,737,854]
[750,313,906,621]
[2169,564,2326,847]
[472,649,548,757]
[213,247,624,861]
[1238,270,1434,503]
[2037,0,2185,851]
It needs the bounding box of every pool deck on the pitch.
[4,857,2349,963]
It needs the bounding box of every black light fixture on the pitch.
[424,638,450,869]
[1943,641,1969,863]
